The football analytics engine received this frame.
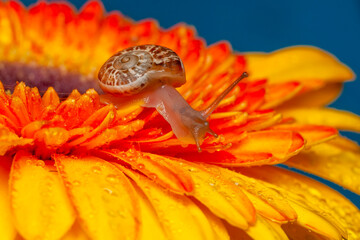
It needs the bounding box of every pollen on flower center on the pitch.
[0,61,102,95]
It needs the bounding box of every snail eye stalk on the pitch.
[201,72,248,119]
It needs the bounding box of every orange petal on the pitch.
[0,126,33,155]
[33,127,69,147]
[0,91,20,127]
[82,120,144,149]
[116,165,226,240]
[42,87,60,108]
[68,107,115,146]
[97,149,194,194]
[27,87,43,120]
[9,151,75,239]
[262,82,302,109]
[239,166,355,239]
[231,130,304,164]
[280,108,360,132]
[54,154,140,240]
[10,97,31,126]
[285,139,360,195]
[20,120,46,138]
[245,46,354,84]
[271,124,338,146]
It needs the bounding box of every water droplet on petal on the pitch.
[73,180,81,186]
[35,160,45,167]
[106,174,120,183]
[91,166,102,174]
[148,173,157,180]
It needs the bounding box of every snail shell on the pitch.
[98,45,186,96]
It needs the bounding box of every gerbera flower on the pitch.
[0,1,359,239]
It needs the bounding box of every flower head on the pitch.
[0,1,359,239]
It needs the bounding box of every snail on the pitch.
[98,44,248,151]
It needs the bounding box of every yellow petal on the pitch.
[277,83,343,108]
[282,222,330,240]
[96,149,194,194]
[54,154,140,240]
[131,182,168,240]
[168,160,256,229]
[224,215,288,240]
[61,221,91,240]
[288,200,342,240]
[10,151,75,240]
[116,165,225,240]
[0,156,16,240]
[207,165,297,222]
[245,46,354,83]
[285,139,360,195]
[280,108,360,132]
[246,215,289,240]
[239,166,356,239]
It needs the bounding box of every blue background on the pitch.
[21,0,360,206]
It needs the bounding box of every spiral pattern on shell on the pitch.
[98,45,186,96]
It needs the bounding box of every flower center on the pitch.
[0,61,102,95]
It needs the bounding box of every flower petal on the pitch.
[230,130,304,165]
[271,124,338,146]
[116,164,227,240]
[168,159,256,229]
[0,126,33,155]
[287,200,343,240]
[206,165,297,222]
[261,82,302,109]
[0,156,16,240]
[9,151,75,239]
[54,154,140,240]
[238,166,357,239]
[61,221,90,240]
[246,215,289,240]
[224,215,288,240]
[285,138,360,195]
[245,46,354,84]
[277,82,343,108]
[96,149,194,194]
[280,108,360,132]
[131,182,168,240]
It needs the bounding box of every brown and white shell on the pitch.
[98,45,186,96]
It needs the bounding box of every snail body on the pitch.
[98,44,248,151]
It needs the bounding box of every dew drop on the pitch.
[137,164,145,170]
[148,173,157,180]
[91,166,102,174]
[106,174,120,183]
[187,167,198,172]
[107,210,116,217]
[73,180,81,186]
[35,160,45,167]
[118,210,126,218]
